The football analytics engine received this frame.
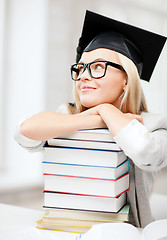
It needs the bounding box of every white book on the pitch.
[47,138,121,151]
[41,205,129,227]
[43,204,129,221]
[42,160,129,179]
[43,173,130,198]
[43,147,127,168]
[77,219,167,240]
[43,191,127,213]
[59,128,113,142]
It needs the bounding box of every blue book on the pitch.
[42,160,129,180]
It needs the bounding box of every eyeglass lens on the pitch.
[71,61,106,80]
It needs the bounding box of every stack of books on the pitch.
[36,129,130,233]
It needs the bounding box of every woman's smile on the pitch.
[80,85,97,92]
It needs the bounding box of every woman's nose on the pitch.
[80,67,91,81]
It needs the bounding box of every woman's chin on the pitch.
[80,99,101,108]
[80,101,95,108]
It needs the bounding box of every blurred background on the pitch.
[0,0,167,214]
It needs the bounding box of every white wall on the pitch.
[0,0,48,190]
[0,0,6,170]
[96,1,167,115]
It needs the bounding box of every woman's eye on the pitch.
[94,63,104,70]
[77,65,84,73]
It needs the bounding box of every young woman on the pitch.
[15,11,167,228]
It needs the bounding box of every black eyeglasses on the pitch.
[70,60,125,81]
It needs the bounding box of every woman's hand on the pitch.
[79,105,101,116]
[124,113,143,124]
[80,103,143,136]
[78,108,107,128]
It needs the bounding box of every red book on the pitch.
[43,173,130,198]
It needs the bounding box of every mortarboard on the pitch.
[76,10,167,81]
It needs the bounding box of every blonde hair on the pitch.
[117,52,148,114]
[71,52,148,114]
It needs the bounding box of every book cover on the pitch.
[36,219,91,233]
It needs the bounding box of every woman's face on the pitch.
[75,48,127,109]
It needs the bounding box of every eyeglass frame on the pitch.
[70,60,126,81]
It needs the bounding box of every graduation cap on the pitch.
[76,10,167,81]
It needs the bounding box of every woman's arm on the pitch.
[20,111,106,141]
[82,103,167,171]
[81,103,143,137]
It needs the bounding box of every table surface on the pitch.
[0,203,78,240]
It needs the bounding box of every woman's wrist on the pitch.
[97,104,131,136]
[75,113,106,130]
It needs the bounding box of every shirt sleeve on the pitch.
[113,119,167,172]
[14,104,69,152]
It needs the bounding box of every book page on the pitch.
[78,223,140,240]
[140,219,167,240]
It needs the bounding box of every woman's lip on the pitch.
[81,86,96,91]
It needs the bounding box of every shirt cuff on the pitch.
[14,124,44,151]
[113,119,149,161]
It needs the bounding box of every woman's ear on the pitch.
[123,78,127,91]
